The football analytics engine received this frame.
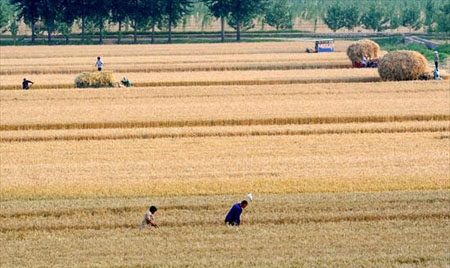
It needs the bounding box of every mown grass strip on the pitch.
[1,114,448,132]
[1,125,448,143]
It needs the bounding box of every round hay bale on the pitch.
[75,72,115,88]
[347,39,380,64]
[378,50,430,81]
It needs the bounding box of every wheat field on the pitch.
[1,41,449,267]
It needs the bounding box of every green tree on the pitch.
[435,0,450,34]
[56,0,77,44]
[323,4,345,32]
[265,0,293,30]
[204,0,231,42]
[297,0,326,33]
[110,0,129,44]
[11,0,40,43]
[401,7,423,32]
[37,0,59,44]
[161,0,193,43]
[143,0,164,44]
[228,0,266,41]
[89,0,110,43]
[76,0,94,43]
[9,17,19,44]
[342,5,360,31]
[361,3,389,32]
[424,0,435,32]
[128,0,148,43]
[0,0,12,32]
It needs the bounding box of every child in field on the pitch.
[225,200,248,226]
[141,206,158,229]
[96,57,103,71]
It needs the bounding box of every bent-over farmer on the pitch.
[22,78,34,90]
[141,206,158,229]
[225,200,248,226]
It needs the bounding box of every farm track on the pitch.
[1,114,447,131]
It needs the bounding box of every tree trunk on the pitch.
[118,21,122,44]
[133,23,137,43]
[221,17,225,42]
[236,18,240,41]
[47,26,51,44]
[99,24,103,44]
[81,16,85,43]
[313,18,317,33]
[31,22,35,44]
[151,24,155,44]
[66,34,69,44]
[168,18,172,43]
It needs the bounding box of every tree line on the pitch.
[0,0,449,45]
[322,0,449,34]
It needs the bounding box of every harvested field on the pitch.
[1,82,448,126]
[0,53,353,75]
[2,132,448,199]
[0,41,352,59]
[1,41,449,267]
[1,192,449,267]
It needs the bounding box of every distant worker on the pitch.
[225,200,248,226]
[121,77,131,87]
[361,55,367,68]
[434,68,441,80]
[22,78,34,90]
[434,51,439,70]
[96,57,103,71]
[141,205,158,229]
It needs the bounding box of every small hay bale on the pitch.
[378,50,430,81]
[347,39,380,64]
[75,72,115,88]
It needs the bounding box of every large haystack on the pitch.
[75,72,115,88]
[347,39,380,64]
[378,51,429,81]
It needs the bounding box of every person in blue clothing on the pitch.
[225,200,248,226]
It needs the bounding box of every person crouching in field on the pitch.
[141,206,158,229]
[225,200,248,226]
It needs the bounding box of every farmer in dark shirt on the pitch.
[434,51,439,70]
[22,78,34,90]
[225,200,248,226]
